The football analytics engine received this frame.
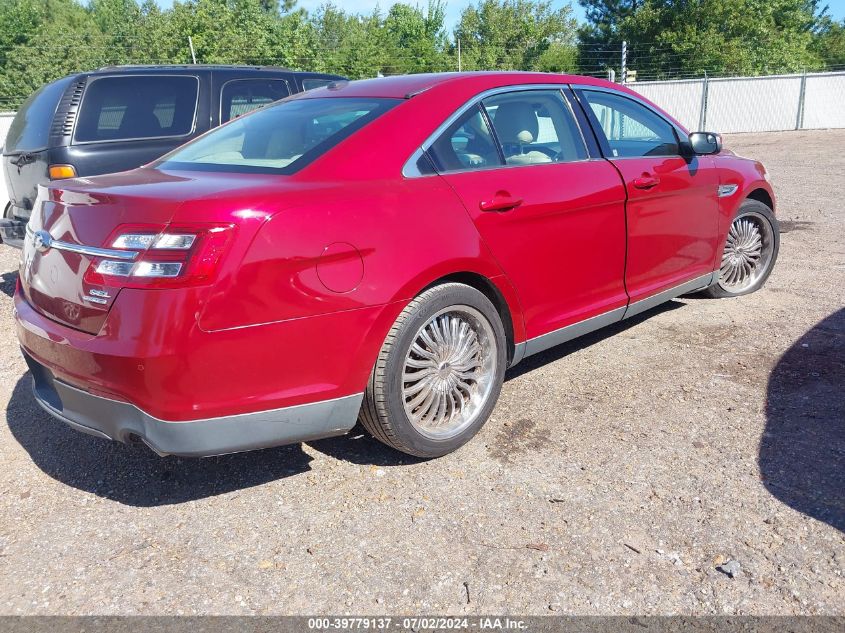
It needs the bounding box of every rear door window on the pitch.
[221,79,290,123]
[74,75,199,143]
[481,90,588,165]
[426,106,503,173]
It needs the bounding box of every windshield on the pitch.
[158,97,399,175]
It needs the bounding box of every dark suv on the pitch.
[1,65,343,247]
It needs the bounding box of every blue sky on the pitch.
[153,0,845,30]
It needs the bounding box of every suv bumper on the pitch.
[25,352,362,457]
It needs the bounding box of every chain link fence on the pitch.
[630,70,845,133]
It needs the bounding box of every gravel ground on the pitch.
[0,130,842,616]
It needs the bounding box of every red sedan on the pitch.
[15,73,779,458]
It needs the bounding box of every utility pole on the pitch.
[457,38,462,72]
[188,36,197,65]
[796,68,808,130]
[621,40,627,84]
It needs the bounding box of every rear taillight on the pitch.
[83,223,234,289]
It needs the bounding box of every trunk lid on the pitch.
[20,172,181,334]
[19,168,292,334]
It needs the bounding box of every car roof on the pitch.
[299,71,684,135]
[306,72,621,99]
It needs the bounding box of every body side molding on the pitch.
[522,307,627,359]
[622,273,715,320]
[510,272,717,366]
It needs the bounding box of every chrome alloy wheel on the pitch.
[401,305,498,440]
[718,211,775,293]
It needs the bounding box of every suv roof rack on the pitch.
[95,64,294,72]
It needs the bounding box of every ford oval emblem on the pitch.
[33,230,52,253]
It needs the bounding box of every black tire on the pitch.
[703,198,780,298]
[359,282,507,458]
[0,203,12,245]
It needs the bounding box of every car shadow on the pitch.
[7,299,687,506]
[506,300,683,380]
[760,308,845,532]
[308,430,426,467]
[6,375,315,507]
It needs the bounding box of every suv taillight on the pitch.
[83,223,235,289]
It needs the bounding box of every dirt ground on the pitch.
[0,130,842,616]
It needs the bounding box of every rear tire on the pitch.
[0,203,12,245]
[703,198,779,298]
[360,283,506,458]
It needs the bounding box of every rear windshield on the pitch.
[4,76,72,153]
[159,97,398,175]
[74,75,199,143]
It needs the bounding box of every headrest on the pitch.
[493,102,539,145]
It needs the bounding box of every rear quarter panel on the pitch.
[195,175,522,400]
[197,176,514,331]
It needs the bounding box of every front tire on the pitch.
[704,198,779,298]
[360,283,507,458]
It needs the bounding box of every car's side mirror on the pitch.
[688,132,722,155]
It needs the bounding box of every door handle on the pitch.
[479,192,523,212]
[632,174,660,189]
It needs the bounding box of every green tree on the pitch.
[578,0,828,79]
[0,0,43,62]
[454,0,578,72]
[308,4,389,77]
[88,0,143,65]
[0,0,43,108]
[813,17,845,67]
[160,0,272,64]
[384,1,450,73]
[0,0,107,106]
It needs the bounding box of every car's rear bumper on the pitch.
[24,351,362,457]
[15,281,389,421]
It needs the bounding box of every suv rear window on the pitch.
[74,75,198,143]
[302,78,334,91]
[4,77,72,153]
[159,97,398,175]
